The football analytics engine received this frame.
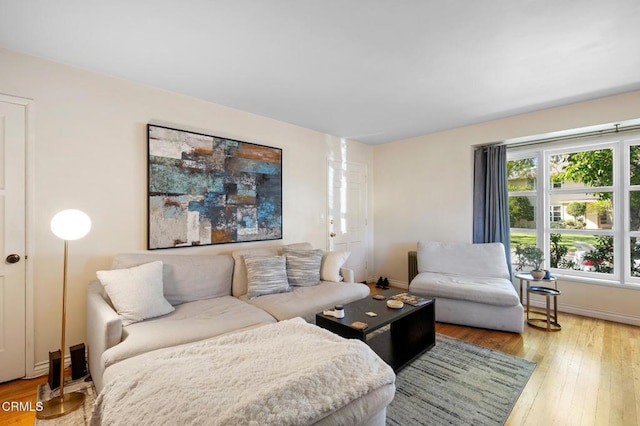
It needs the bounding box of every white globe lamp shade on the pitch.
[50,209,92,240]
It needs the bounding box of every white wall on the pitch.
[0,48,374,372]
[3,45,639,373]
[373,90,640,324]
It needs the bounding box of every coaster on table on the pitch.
[350,321,368,330]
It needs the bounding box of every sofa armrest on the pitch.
[340,267,355,283]
[86,280,122,383]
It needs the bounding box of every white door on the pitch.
[0,99,27,382]
[327,161,368,282]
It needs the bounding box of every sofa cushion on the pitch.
[245,255,291,299]
[320,251,350,282]
[97,261,174,326]
[283,249,323,286]
[231,243,312,297]
[410,272,520,307]
[111,253,234,305]
[101,295,276,369]
[240,281,370,322]
[417,241,510,280]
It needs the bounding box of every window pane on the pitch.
[510,232,536,266]
[550,149,613,187]
[509,196,536,229]
[630,191,640,231]
[630,145,640,185]
[508,157,537,191]
[549,234,613,274]
[548,193,613,230]
[631,238,640,277]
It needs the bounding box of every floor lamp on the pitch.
[37,209,91,419]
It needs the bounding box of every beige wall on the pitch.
[3,45,639,373]
[373,90,640,325]
[0,48,374,372]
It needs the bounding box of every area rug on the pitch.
[35,377,96,425]
[386,334,535,426]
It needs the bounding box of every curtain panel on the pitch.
[473,144,512,277]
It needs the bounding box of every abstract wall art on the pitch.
[147,124,282,249]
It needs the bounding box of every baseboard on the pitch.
[527,299,640,326]
[30,347,89,379]
[27,354,71,379]
[389,279,408,290]
[399,280,640,327]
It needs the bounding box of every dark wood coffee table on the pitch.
[315,289,435,372]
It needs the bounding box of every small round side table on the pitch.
[516,272,562,331]
[526,286,561,331]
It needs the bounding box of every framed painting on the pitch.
[147,124,282,249]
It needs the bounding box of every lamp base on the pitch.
[36,391,86,419]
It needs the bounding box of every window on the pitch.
[508,132,640,286]
[550,205,562,223]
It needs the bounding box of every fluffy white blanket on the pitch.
[91,318,395,425]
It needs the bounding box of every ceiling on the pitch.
[1,1,639,145]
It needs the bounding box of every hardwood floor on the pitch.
[437,312,640,426]
[0,373,47,425]
[1,291,638,425]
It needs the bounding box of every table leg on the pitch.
[519,278,525,305]
[546,295,551,330]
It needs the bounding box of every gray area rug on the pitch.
[386,334,535,426]
[35,377,96,425]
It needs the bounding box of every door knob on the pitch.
[6,254,21,264]
[330,232,336,237]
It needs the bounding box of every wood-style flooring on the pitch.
[438,313,640,426]
[1,290,638,425]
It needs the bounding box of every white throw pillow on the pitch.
[96,261,174,326]
[321,251,350,282]
[245,255,291,299]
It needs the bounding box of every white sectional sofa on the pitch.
[408,240,524,333]
[87,242,371,394]
[87,243,392,425]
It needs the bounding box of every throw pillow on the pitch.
[96,261,174,326]
[283,249,323,286]
[245,255,291,299]
[321,251,351,282]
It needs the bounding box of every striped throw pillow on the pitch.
[284,249,323,286]
[245,255,290,299]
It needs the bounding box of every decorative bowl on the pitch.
[386,300,404,309]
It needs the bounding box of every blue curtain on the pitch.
[473,145,512,277]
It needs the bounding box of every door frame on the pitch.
[0,93,36,378]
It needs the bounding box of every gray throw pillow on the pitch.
[284,249,323,286]
[245,255,291,299]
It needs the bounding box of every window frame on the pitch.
[508,132,640,288]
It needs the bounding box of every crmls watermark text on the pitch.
[1,401,43,412]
